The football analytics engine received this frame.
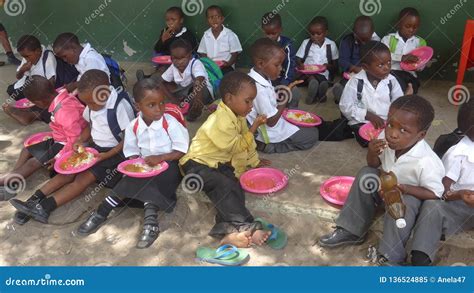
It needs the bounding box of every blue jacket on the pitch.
[339,33,361,72]
[275,35,296,86]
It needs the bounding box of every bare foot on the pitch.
[405,83,414,95]
[251,229,271,246]
[220,231,252,248]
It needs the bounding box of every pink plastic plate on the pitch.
[283,109,322,127]
[214,60,225,68]
[54,147,99,175]
[400,46,433,71]
[117,158,169,178]
[343,72,354,80]
[152,55,172,65]
[24,131,53,148]
[320,176,355,206]
[14,98,34,109]
[240,168,288,195]
[358,122,384,141]
[297,64,327,74]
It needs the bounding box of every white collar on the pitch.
[395,31,416,43]
[105,86,119,110]
[135,113,164,135]
[175,27,187,37]
[354,70,392,88]
[249,68,272,88]
[449,136,474,163]
[310,37,329,48]
[79,43,92,60]
[384,138,430,160]
[205,25,228,38]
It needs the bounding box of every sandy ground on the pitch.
[0,59,473,266]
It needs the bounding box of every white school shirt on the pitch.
[15,45,57,89]
[378,135,445,198]
[247,68,299,143]
[381,32,426,75]
[339,70,403,125]
[123,113,189,158]
[295,37,339,79]
[161,58,214,98]
[442,136,474,192]
[75,43,110,80]
[197,26,242,66]
[82,86,135,148]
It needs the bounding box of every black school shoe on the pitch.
[77,212,107,236]
[136,224,160,249]
[318,227,366,248]
[13,197,42,225]
[9,199,50,224]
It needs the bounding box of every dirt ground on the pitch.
[0,59,473,266]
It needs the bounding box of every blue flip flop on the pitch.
[196,244,250,266]
[255,217,288,250]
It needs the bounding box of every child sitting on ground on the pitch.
[410,98,474,266]
[10,70,135,224]
[339,41,403,147]
[381,7,426,94]
[247,38,318,154]
[319,95,445,266]
[161,39,214,122]
[53,33,110,93]
[295,16,338,104]
[332,16,380,103]
[0,76,87,225]
[77,78,189,249]
[137,6,198,81]
[197,5,242,75]
[261,12,296,87]
[180,71,285,248]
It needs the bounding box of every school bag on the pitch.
[433,129,464,159]
[302,40,337,81]
[190,57,223,98]
[101,53,127,89]
[105,90,137,142]
[388,35,427,53]
[132,103,187,136]
[43,49,79,88]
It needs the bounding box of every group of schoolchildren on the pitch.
[0,4,472,266]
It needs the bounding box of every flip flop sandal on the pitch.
[196,244,250,266]
[254,217,288,250]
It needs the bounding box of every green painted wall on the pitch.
[1,0,473,80]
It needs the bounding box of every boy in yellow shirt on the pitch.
[180,71,286,248]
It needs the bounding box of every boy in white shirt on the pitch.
[247,38,318,154]
[296,16,338,104]
[198,5,242,75]
[3,35,59,125]
[77,78,189,249]
[411,99,474,266]
[53,33,110,93]
[162,39,214,122]
[339,41,404,147]
[381,7,426,94]
[319,95,445,266]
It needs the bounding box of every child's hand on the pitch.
[95,152,108,163]
[401,54,419,64]
[461,190,474,207]
[161,27,174,42]
[366,112,385,129]
[256,158,271,168]
[20,61,32,72]
[144,155,164,166]
[368,139,387,155]
[221,60,229,68]
[44,157,56,170]
[288,80,304,89]
[253,115,267,127]
[73,142,84,152]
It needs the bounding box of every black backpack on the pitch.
[356,79,393,101]
[433,129,464,158]
[43,49,79,88]
[302,40,337,81]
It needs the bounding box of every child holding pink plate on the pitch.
[77,78,189,249]
[1,76,87,225]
